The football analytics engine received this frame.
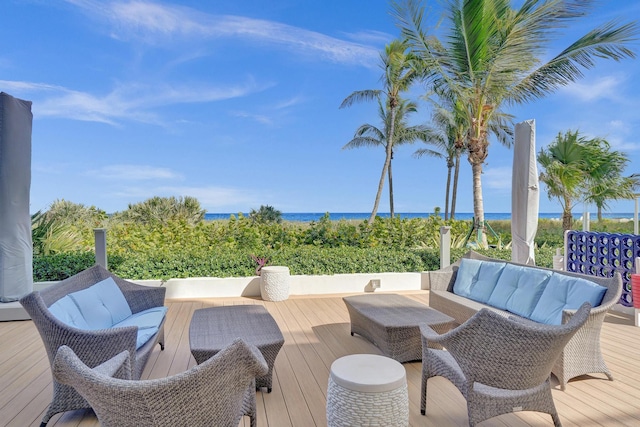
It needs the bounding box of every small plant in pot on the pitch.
[251,254,269,276]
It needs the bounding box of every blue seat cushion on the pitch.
[453,258,506,303]
[530,273,606,325]
[487,264,552,317]
[113,306,168,349]
[67,277,133,329]
[49,295,91,329]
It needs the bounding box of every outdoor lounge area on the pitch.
[2,290,640,427]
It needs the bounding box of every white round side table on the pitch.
[327,354,408,427]
[260,266,290,301]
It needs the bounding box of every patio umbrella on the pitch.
[0,92,33,302]
[511,119,538,265]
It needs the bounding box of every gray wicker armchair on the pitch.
[19,264,166,426]
[53,339,269,427]
[420,303,591,427]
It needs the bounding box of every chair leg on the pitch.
[551,412,562,427]
[420,370,427,415]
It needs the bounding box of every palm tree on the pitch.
[344,99,428,218]
[341,39,420,224]
[538,131,589,231]
[394,0,638,242]
[538,130,636,230]
[582,140,639,221]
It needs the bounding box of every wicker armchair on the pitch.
[420,303,591,427]
[53,339,269,427]
[19,264,166,426]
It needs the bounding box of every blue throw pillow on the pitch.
[49,296,91,329]
[68,277,133,329]
[467,261,506,303]
[504,268,552,318]
[530,273,606,325]
[452,258,482,298]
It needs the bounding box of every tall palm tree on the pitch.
[341,39,420,224]
[415,94,512,220]
[343,99,428,218]
[394,0,638,242]
[413,107,460,220]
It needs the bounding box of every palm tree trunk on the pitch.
[369,108,396,224]
[388,153,394,218]
[444,162,452,221]
[472,161,487,246]
[451,154,461,219]
[562,208,573,232]
[597,205,603,221]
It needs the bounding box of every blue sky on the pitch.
[2,0,640,215]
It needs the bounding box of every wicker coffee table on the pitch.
[343,293,455,362]
[189,305,284,392]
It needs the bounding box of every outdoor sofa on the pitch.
[428,250,622,389]
[20,264,167,426]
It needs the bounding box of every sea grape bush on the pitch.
[33,214,561,281]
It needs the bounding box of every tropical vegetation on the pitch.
[388,0,638,243]
[340,39,421,223]
[30,196,638,282]
[538,130,638,231]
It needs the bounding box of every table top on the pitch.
[189,305,284,351]
[343,293,454,328]
[330,354,406,392]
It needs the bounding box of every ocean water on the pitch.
[204,212,636,222]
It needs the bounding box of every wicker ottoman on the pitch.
[189,305,284,392]
[343,293,455,362]
[327,354,408,427]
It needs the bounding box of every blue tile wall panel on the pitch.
[566,231,636,307]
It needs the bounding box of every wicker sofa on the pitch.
[429,250,622,390]
[20,264,167,426]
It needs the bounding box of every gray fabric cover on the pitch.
[511,119,538,265]
[0,92,33,302]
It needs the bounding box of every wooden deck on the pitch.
[2,290,640,426]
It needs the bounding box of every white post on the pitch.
[94,228,107,269]
[582,211,590,232]
[635,196,639,235]
[553,248,564,271]
[440,226,451,269]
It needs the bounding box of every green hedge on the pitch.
[33,246,558,281]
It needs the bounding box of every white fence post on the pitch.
[440,226,451,269]
[94,228,107,269]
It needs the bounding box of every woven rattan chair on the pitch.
[53,339,268,427]
[420,303,591,427]
[19,264,166,426]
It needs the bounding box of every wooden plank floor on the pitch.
[2,290,640,426]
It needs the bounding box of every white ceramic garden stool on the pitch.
[327,354,408,427]
[260,266,290,301]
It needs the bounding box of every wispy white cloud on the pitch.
[559,75,624,102]
[230,111,274,126]
[65,0,380,67]
[111,184,262,209]
[86,164,183,180]
[0,78,270,125]
[484,167,513,191]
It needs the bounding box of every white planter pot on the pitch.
[260,266,291,301]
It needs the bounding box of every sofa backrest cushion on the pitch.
[530,273,607,325]
[453,258,506,303]
[487,264,552,317]
[49,295,91,330]
[65,277,133,329]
